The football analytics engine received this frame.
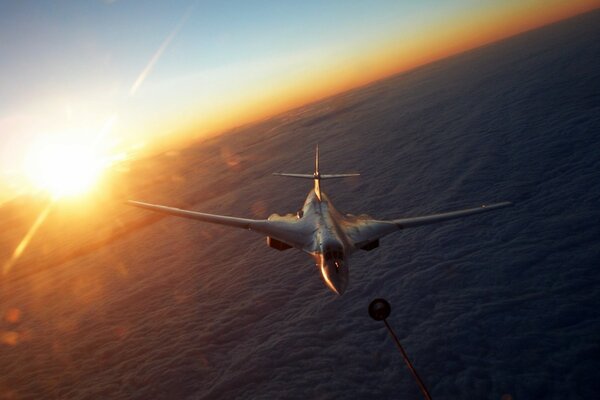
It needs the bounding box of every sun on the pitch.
[24,140,106,199]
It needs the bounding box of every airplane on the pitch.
[127,146,511,295]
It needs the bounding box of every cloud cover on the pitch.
[1,10,599,399]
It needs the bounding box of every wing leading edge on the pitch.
[127,200,263,229]
[126,200,312,250]
[345,201,512,249]
[392,201,513,228]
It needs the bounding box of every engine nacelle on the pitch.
[359,239,379,251]
[267,236,292,251]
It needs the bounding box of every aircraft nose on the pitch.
[320,258,348,295]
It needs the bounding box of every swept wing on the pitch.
[344,201,512,249]
[127,200,313,250]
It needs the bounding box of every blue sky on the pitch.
[0,1,467,111]
[0,1,595,202]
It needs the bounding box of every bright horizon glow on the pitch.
[143,0,598,143]
[0,1,598,204]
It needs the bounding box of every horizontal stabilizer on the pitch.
[272,173,315,179]
[273,173,360,179]
[320,174,360,179]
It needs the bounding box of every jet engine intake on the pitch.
[267,236,292,251]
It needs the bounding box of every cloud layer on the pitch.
[1,10,599,399]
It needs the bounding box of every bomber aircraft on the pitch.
[128,147,511,295]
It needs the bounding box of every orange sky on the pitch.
[168,0,598,148]
[0,1,598,203]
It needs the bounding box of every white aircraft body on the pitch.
[128,147,511,295]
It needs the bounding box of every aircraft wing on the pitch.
[127,200,312,250]
[344,201,512,250]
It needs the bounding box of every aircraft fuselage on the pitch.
[281,189,351,294]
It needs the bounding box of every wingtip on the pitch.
[481,201,513,209]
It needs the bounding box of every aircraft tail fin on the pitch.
[272,145,359,199]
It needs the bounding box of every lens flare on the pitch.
[3,201,52,275]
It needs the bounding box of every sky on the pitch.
[0,0,597,203]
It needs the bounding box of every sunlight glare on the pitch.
[24,140,106,198]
